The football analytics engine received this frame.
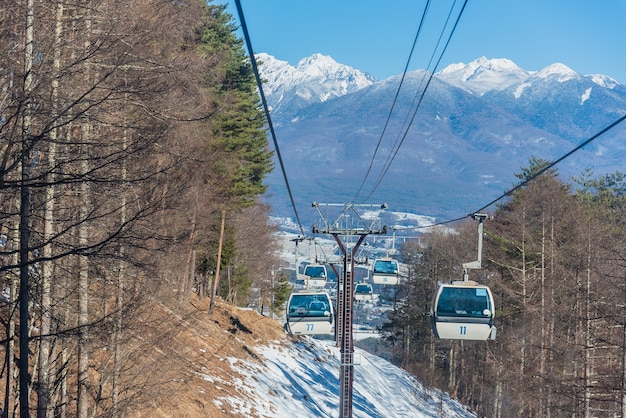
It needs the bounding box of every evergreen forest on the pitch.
[380,159,626,417]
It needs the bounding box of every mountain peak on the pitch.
[586,73,620,89]
[295,53,344,77]
[437,56,530,95]
[441,56,523,75]
[256,52,376,114]
[296,52,335,67]
[534,63,579,82]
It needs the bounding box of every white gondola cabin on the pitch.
[285,291,334,335]
[372,258,399,285]
[430,281,496,341]
[354,283,373,301]
[298,264,327,288]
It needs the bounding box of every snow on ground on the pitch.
[258,216,475,417]
[222,337,476,418]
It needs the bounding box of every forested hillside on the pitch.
[381,159,626,417]
[4,1,626,418]
[0,1,284,416]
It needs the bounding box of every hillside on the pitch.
[125,295,475,417]
[124,296,288,417]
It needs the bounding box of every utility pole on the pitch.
[209,209,226,313]
[270,265,275,319]
[312,202,388,418]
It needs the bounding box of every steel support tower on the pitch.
[312,202,387,418]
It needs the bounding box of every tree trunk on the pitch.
[494,365,502,418]
[77,133,90,418]
[4,217,21,418]
[449,344,457,397]
[77,4,93,414]
[19,0,35,415]
[537,216,549,416]
[112,126,128,417]
[547,215,556,418]
[37,3,64,416]
[584,228,592,418]
[622,286,626,418]
[520,205,528,379]
[180,212,197,303]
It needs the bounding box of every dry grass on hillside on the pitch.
[0,295,290,417]
[127,295,290,417]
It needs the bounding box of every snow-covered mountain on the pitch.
[437,56,622,96]
[436,56,531,95]
[256,52,376,117]
[256,54,626,225]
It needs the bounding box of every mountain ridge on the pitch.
[256,53,626,226]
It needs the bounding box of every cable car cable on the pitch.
[235,0,467,234]
[360,0,470,203]
[351,0,433,203]
[472,113,626,214]
[234,0,307,238]
[368,0,466,201]
[397,113,626,231]
[356,0,461,203]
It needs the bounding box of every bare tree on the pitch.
[0,1,278,415]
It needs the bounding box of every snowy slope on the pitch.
[219,337,476,418]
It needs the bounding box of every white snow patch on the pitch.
[388,211,436,227]
[580,87,592,104]
[513,82,531,99]
[587,73,620,88]
[296,89,313,100]
[500,134,513,144]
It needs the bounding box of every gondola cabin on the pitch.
[298,264,328,288]
[430,281,496,341]
[354,283,373,301]
[285,291,334,335]
[372,258,399,285]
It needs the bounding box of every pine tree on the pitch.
[196,5,274,311]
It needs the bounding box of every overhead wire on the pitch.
[354,0,625,231]
[234,0,307,238]
[234,0,622,238]
[374,1,465,190]
[472,113,626,214]
[234,0,469,234]
[351,0,432,203]
[395,113,626,231]
[362,0,469,203]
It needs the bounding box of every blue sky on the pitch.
[215,0,626,83]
